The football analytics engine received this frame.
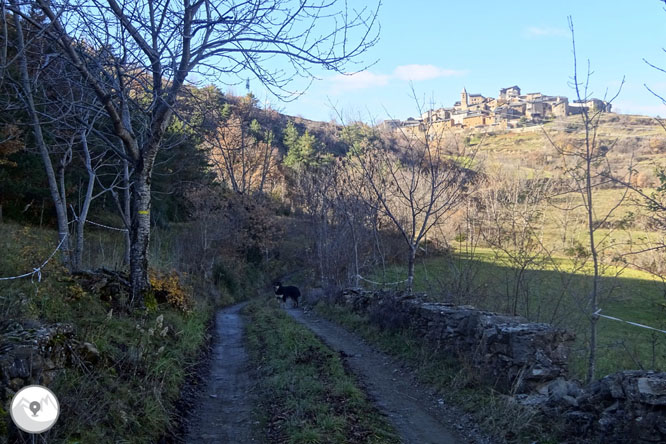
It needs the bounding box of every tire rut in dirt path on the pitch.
[287,307,493,444]
[184,302,257,443]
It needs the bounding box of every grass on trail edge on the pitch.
[0,223,214,443]
[314,302,566,444]
[243,301,400,444]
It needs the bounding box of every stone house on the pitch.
[569,98,612,113]
[551,97,569,117]
[463,112,494,127]
[451,111,468,126]
[526,101,546,119]
[421,107,454,123]
[493,105,523,125]
[499,85,521,101]
[459,88,493,112]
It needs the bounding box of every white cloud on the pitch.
[326,64,466,94]
[524,26,568,38]
[393,64,465,81]
[329,71,390,92]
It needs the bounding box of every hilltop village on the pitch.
[384,85,612,131]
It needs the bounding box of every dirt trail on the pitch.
[184,303,256,443]
[287,307,493,444]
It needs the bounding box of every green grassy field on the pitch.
[366,247,666,380]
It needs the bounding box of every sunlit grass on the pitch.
[367,247,666,379]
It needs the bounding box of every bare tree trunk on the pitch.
[72,131,96,271]
[372,214,386,278]
[241,128,247,193]
[12,7,71,269]
[259,138,271,193]
[128,113,171,304]
[350,220,360,287]
[320,210,328,285]
[586,148,600,384]
[121,160,131,267]
[110,158,132,268]
[129,170,152,306]
[407,245,416,292]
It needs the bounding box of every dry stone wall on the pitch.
[336,288,574,393]
[332,288,666,443]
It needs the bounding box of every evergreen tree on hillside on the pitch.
[283,121,300,155]
[283,124,331,169]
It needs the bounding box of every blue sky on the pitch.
[249,1,666,122]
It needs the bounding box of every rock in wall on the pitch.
[563,371,666,442]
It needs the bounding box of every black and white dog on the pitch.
[273,281,300,308]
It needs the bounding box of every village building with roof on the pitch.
[395,84,612,133]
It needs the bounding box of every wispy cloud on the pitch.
[327,64,464,93]
[329,71,391,92]
[393,64,465,81]
[524,26,568,38]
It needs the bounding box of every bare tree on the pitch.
[334,160,380,287]
[544,17,627,383]
[3,7,132,272]
[14,0,379,304]
[57,112,120,271]
[7,6,74,268]
[206,94,279,195]
[343,106,476,292]
[477,171,552,317]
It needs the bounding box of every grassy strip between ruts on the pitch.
[314,302,566,444]
[243,301,400,444]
